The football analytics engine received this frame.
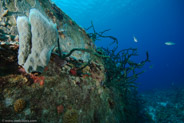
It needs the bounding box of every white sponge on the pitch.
[17,16,31,66]
[17,9,58,73]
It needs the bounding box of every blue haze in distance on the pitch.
[52,0,184,91]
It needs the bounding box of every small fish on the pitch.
[165,42,175,46]
[133,36,138,43]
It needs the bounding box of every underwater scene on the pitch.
[0,0,183,122]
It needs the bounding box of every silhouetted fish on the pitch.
[165,42,175,46]
[133,36,138,43]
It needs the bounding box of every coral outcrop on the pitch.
[0,0,114,122]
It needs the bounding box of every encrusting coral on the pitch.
[63,109,79,123]
[13,99,26,113]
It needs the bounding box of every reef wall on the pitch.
[0,0,129,122]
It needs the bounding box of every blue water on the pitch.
[52,0,184,92]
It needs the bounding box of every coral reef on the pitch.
[0,0,150,122]
[0,1,114,122]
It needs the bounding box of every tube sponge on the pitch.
[17,16,31,66]
[17,9,58,73]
